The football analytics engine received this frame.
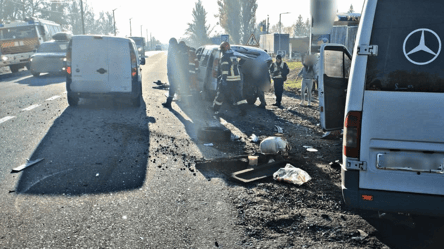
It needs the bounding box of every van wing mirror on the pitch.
[140,57,146,65]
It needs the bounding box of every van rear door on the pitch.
[107,37,131,93]
[319,44,352,131]
[358,0,444,196]
[71,36,109,93]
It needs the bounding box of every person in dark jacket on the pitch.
[269,54,289,107]
[212,41,248,116]
[162,38,179,108]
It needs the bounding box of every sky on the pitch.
[90,0,364,44]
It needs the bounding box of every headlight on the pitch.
[2,56,7,61]
[30,58,33,61]
[63,58,67,61]
[138,48,142,52]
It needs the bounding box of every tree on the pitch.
[293,14,309,37]
[216,0,241,44]
[185,0,213,48]
[240,0,257,44]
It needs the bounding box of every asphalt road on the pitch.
[0,51,247,248]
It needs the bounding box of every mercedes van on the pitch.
[319,0,444,216]
[65,35,145,107]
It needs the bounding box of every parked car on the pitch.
[29,40,69,77]
[195,45,272,104]
[128,36,146,58]
[155,44,162,51]
[65,35,145,107]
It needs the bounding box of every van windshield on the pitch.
[366,0,444,92]
[0,26,37,40]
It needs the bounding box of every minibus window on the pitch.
[365,0,444,93]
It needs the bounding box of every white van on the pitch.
[319,1,444,216]
[65,35,145,107]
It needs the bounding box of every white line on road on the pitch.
[0,116,16,124]
[46,95,61,101]
[22,104,40,111]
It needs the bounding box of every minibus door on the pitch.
[319,44,352,131]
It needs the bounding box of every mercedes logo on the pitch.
[403,28,441,65]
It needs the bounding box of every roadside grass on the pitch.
[284,61,303,92]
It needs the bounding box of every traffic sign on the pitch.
[246,34,259,47]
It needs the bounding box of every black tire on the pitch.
[197,127,231,142]
[131,94,141,107]
[67,94,79,106]
[10,65,19,73]
[245,93,257,105]
[31,72,40,77]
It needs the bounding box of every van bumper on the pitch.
[342,168,444,217]
[69,91,139,99]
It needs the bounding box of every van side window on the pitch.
[324,50,350,78]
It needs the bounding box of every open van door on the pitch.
[318,44,352,131]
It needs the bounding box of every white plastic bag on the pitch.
[259,136,288,155]
[273,164,312,186]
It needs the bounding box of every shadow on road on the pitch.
[15,98,151,195]
[16,73,66,86]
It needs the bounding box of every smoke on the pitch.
[310,0,338,35]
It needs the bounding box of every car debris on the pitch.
[248,155,259,166]
[250,134,259,143]
[11,158,44,173]
[204,143,213,147]
[274,125,284,134]
[260,137,289,155]
[273,163,312,186]
[232,160,289,183]
[303,145,318,152]
[352,229,368,241]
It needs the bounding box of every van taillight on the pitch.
[66,47,71,75]
[344,111,362,158]
[130,43,137,77]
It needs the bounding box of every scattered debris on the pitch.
[329,160,341,170]
[260,137,289,155]
[198,127,231,142]
[250,134,259,143]
[321,131,332,139]
[352,229,368,241]
[11,158,44,173]
[273,163,312,186]
[232,160,289,183]
[96,173,99,177]
[274,125,284,134]
[204,143,213,147]
[303,145,318,152]
[230,134,240,141]
[248,156,259,166]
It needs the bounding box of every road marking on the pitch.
[0,116,16,124]
[46,95,60,101]
[22,104,40,111]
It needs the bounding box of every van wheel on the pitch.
[132,95,141,107]
[67,94,79,106]
[10,65,19,73]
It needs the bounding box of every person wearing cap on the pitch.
[162,37,179,108]
[212,41,248,116]
[269,54,290,107]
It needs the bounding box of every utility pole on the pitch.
[0,0,3,21]
[80,0,85,34]
[112,8,117,36]
[129,18,132,36]
[140,25,142,37]
[267,15,269,34]
[146,29,148,50]
[22,0,26,19]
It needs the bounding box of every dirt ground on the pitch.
[192,84,444,249]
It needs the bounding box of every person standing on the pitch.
[212,42,248,116]
[269,55,289,107]
[162,38,179,108]
[296,58,316,106]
